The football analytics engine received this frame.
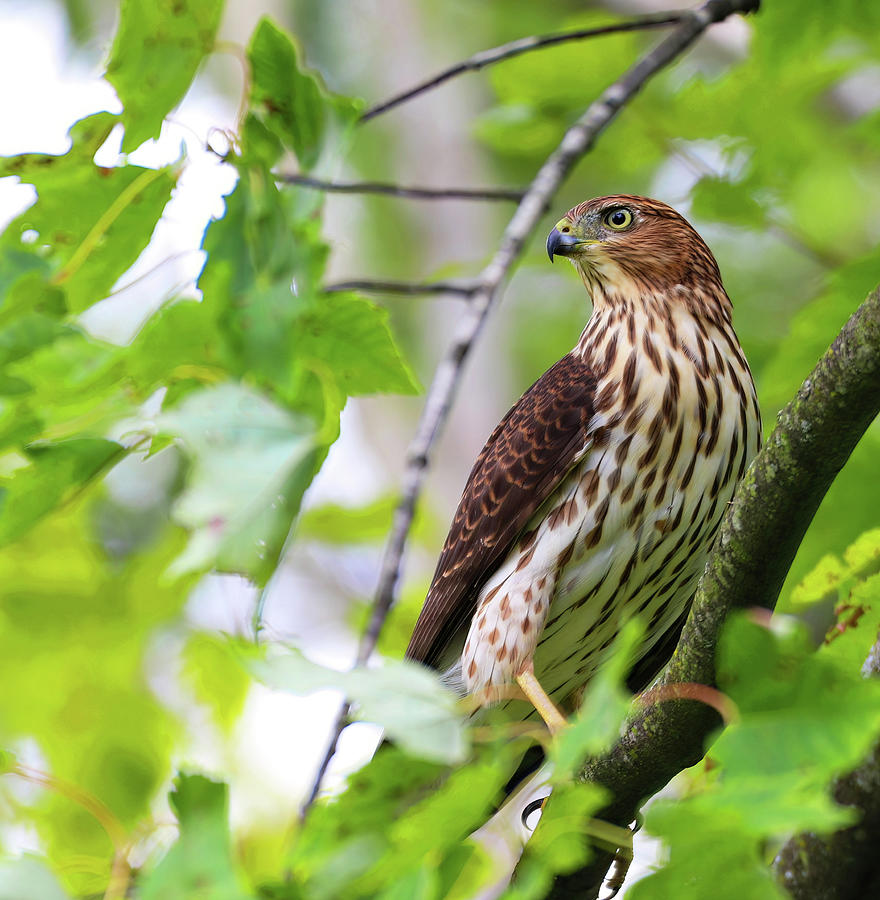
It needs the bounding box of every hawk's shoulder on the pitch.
[405,352,596,667]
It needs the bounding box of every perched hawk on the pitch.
[406,195,761,728]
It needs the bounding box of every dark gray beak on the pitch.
[546,228,581,262]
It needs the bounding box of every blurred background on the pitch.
[1,0,879,894]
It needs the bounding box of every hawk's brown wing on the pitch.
[405,353,596,668]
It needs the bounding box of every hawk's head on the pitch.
[547,194,723,294]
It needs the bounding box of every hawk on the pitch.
[406,195,762,730]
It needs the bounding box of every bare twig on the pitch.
[299,0,762,820]
[324,278,479,296]
[360,11,686,122]
[637,681,739,725]
[278,173,524,202]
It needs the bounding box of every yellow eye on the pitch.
[604,208,633,231]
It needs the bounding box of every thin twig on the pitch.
[278,173,524,202]
[360,11,686,122]
[637,681,739,725]
[324,278,479,296]
[299,0,762,820]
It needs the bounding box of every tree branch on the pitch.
[323,278,478,296]
[771,636,880,899]
[360,12,686,122]
[299,0,762,819]
[278,174,524,202]
[545,283,880,899]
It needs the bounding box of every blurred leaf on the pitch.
[787,553,848,612]
[507,781,607,900]
[630,804,786,900]
[106,0,225,151]
[717,616,880,783]
[196,169,416,425]
[182,633,251,732]
[141,774,249,900]
[819,573,880,675]
[356,747,521,896]
[0,437,123,545]
[0,112,117,181]
[708,615,880,834]
[297,495,401,545]
[288,743,445,897]
[155,382,320,583]
[691,175,766,228]
[786,527,880,613]
[550,619,640,779]
[0,506,191,894]
[0,314,71,368]
[251,649,468,764]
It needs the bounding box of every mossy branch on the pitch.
[546,284,880,899]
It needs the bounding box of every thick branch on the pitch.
[546,284,880,899]
[360,12,685,122]
[278,174,524,202]
[301,0,761,818]
[771,637,880,899]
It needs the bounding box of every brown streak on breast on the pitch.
[517,543,538,570]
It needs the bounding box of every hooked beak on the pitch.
[546,227,583,262]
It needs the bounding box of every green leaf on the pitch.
[507,781,607,900]
[819,573,880,675]
[154,382,320,583]
[787,553,848,611]
[630,804,787,900]
[0,314,71,368]
[106,0,225,152]
[295,293,419,398]
[0,112,117,180]
[247,18,358,171]
[141,774,249,900]
[550,619,640,779]
[2,162,176,315]
[197,170,416,417]
[710,615,880,834]
[288,744,444,896]
[251,649,468,764]
[336,741,524,898]
[0,438,123,546]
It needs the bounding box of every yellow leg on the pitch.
[515,663,568,734]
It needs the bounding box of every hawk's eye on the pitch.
[604,208,633,230]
